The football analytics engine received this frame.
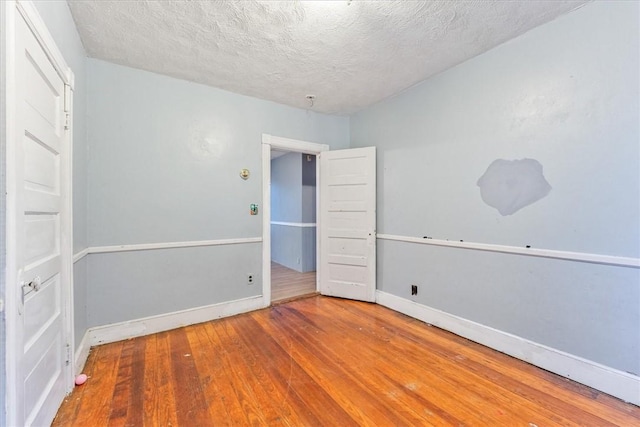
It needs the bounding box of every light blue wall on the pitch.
[87,60,348,246]
[353,1,639,256]
[301,155,317,272]
[271,225,316,273]
[87,59,347,324]
[32,0,89,354]
[271,153,302,224]
[270,224,316,273]
[271,153,317,272]
[351,1,639,374]
[86,245,262,327]
[302,154,316,184]
[271,153,303,270]
[301,185,316,224]
[301,227,316,273]
[378,240,639,374]
[271,225,303,271]
[301,155,316,223]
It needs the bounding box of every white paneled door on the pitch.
[7,4,73,426]
[319,147,376,302]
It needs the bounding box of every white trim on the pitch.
[73,331,91,376]
[62,76,75,402]
[262,133,330,154]
[262,142,272,308]
[376,291,640,405]
[88,237,262,255]
[90,237,262,254]
[378,234,640,269]
[315,151,321,293]
[72,238,262,261]
[87,296,265,347]
[270,221,317,228]
[73,248,89,263]
[262,134,329,307]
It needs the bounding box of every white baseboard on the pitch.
[74,330,91,375]
[376,291,640,406]
[86,295,266,347]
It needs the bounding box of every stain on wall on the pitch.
[477,158,551,216]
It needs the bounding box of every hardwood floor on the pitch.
[271,262,316,303]
[53,296,640,426]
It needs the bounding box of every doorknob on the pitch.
[21,276,42,306]
[25,276,42,292]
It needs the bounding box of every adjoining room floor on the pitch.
[271,261,316,303]
[53,296,640,426]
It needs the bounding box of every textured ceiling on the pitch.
[67,0,588,115]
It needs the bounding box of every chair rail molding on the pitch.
[377,234,639,268]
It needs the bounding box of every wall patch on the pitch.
[477,158,551,216]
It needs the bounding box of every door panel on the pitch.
[13,9,70,426]
[319,147,376,302]
[24,276,61,342]
[24,215,59,263]
[24,135,60,192]
[328,237,367,257]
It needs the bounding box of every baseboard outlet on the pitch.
[74,331,91,376]
[87,295,266,347]
[376,291,640,406]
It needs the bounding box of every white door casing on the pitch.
[319,147,376,302]
[5,1,74,426]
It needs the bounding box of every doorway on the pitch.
[261,135,329,306]
[261,135,377,306]
[270,150,317,302]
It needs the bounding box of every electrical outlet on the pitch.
[411,284,418,296]
[247,274,254,285]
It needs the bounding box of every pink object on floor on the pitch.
[75,374,88,386]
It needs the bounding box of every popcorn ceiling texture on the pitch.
[67,0,588,115]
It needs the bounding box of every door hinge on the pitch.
[64,84,71,112]
[63,84,71,130]
[66,343,71,366]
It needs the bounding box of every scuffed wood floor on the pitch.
[53,296,640,426]
[271,262,316,303]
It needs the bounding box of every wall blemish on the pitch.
[477,158,551,216]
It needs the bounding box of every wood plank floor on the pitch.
[271,262,316,303]
[53,296,640,426]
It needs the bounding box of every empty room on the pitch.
[1,0,639,425]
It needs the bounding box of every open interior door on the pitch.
[7,5,73,426]
[319,147,376,302]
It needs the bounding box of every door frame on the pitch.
[261,134,329,307]
[3,1,75,425]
